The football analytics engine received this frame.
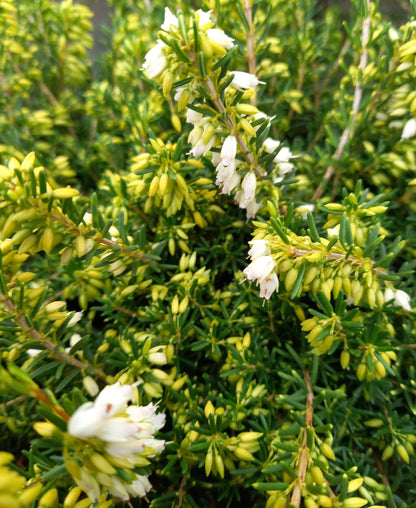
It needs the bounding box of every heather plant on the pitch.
[1,0,416,507]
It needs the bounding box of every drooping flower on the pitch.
[274,146,295,176]
[247,239,270,259]
[243,255,275,281]
[259,273,279,299]
[245,199,261,219]
[385,288,412,311]
[263,137,280,154]
[206,28,234,49]
[220,135,237,167]
[244,240,278,298]
[142,40,167,79]
[230,71,263,90]
[239,172,257,207]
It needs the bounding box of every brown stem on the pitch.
[203,76,263,177]
[312,1,370,201]
[291,369,314,508]
[244,0,257,105]
[308,40,350,152]
[37,205,151,263]
[0,291,105,379]
[174,474,189,508]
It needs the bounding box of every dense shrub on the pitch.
[0,0,416,507]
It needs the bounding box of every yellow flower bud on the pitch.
[356,363,366,381]
[171,114,181,132]
[364,419,383,428]
[321,442,335,461]
[204,400,215,418]
[215,453,225,478]
[381,444,394,460]
[396,443,409,463]
[33,422,56,438]
[40,227,54,254]
[341,350,350,369]
[89,453,117,475]
[52,187,79,199]
[310,465,325,484]
[171,294,179,315]
[318,495,333,507]
[205,447,213,476]
[347,478,364,493]
[234,447,255,461]
[179,295,189,313]
[342,497,368,508]
[305,498,319,508]
[284,267,298,292]
[21,152,36,171]
[235,104,260,115]
[148,175,160,197]
[38,488,59,508]
[63,487,82,508]
[18,483,43,506]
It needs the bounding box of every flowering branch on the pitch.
[312,0,371,201]
[202,76,263,177]
[291,369,314,508]
[243,0,257,105]
[0,291,106,379]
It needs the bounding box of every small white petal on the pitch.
[221,172,241,195]
[27,348,42,357]
[196,9,212,27]
[189,136,215,157]
[259,273,279,299]
[95,417,139,442]
[186,109,204,125]
[105,440,145,458]
[68,402,106,438]
[401,118,416,140]
[245,199,261,219]
[126,474,152,498]
[243,256,275,282]
[394,289,412,310]
[142,40,167,79]
[161,7,178,32]
[263,138,280,153]
[230,71,262,90]
[206,28,234,49]
[95,382,134,416]
[220,135,237,166]
[248,240,270,260]
[70,333,82,347]
[108,477,130,501]
[274,146,293,163]
[67,311,83,327]
[241,172,256,203]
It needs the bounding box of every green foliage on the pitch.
[0,0,416,507]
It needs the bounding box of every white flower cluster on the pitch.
[384,288,412,311]
[142,8,233,80]
[67,382,165,502]
[142,8,296,220]
[243,240,279,299]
